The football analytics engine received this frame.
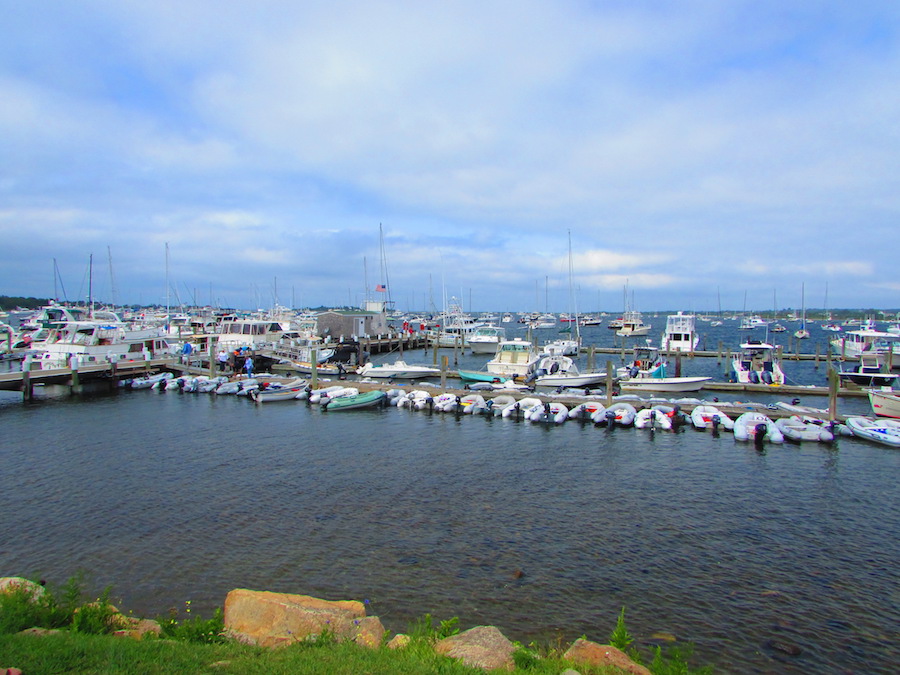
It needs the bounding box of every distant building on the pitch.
[315,307,391,340]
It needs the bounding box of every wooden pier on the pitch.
[0,357,176,401]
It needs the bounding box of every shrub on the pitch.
[158,602,226,644]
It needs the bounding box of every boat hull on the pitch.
[323,390,387,411]
[868,389,900,418]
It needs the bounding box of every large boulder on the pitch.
[223,589,382,648]
[563,638,651,675]
[434,625,516,671]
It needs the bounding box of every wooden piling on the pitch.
[310,347,318,389]
[606,361,614,406]
[440,355,448,390]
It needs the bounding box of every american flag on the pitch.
[375,284,386,292]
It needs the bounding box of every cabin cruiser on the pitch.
[28,320,172,369]
[467,325,506,355]
[615,310,650,337]
[660,312,699,352]
[485,338,541,379]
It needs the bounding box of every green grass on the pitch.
[0,576,712,674]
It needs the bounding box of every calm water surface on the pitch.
[1,321,898,674]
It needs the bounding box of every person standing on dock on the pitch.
[244,355,254,378]
[216,349,228,372]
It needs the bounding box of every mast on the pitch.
[165,242,170,330]
[88,253,93,317]
[107,246,118,309]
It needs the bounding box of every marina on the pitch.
[2,309,899,675]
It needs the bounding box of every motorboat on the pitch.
[486,339,541,379]
[541,337,580,356]
[831,329,900,361]
[775,416,834,443]
[322,389,387,411]
[616,344,711,392]
[467,325,507,355]
[356,360,441,379]
[615,310,651,338]
[531,354,607,388]
[836,354,900,388]
[845,416,900,447]
[731,340,786,385]
[660,312,699,352]
[739,315,768,330]
[28,319,173,370]
[733,412,784,443]
[690,405,735,431]
[216,318,288,351]
[867,388,900,418]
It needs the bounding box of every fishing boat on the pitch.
[660,312,699,352]
[356,360,441,379]
[733,412,784,443]
[531,354,607,388]
[845,416,900,447]
[867,388,900,418]
[731,340,786,385]
[322,389,387,411]
[485,338,541,379]
[615,310,651,337]
[616,344,711,392]
[831,329,900,361]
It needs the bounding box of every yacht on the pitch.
[660,312,699,352]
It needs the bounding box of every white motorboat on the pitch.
[660,312,699,352]
[739,315,768,330]
[731,340,786,385]
[845,416,900,447]
[775,416,834,443]
[486,339,541,379]
[541,338,580,356]
[867,388,900,418]
[616,310,651,337]
[616,344,711,392]
[531,355,607,388]
[733,412,784,443]
[467,325,507,355]
[831,329,900,361]
[690,405,735,431]
[837,354,900,388]
[28,319,173,370]
[356,360,441,379]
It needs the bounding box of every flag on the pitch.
[375,284,386,292]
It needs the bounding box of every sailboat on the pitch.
[794,283,810,339]
[542,233,581,356]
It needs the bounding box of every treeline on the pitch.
[0,296,50,311]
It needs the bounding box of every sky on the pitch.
[1,1,899,314]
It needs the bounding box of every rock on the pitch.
[560,670,582,675]
[0,577,46,601]
[434,625,516,671]
[564,638,651,675]
[3,668,23,675]
[112,618,163,640]
[352,615,386,648]
[16,627,61,637]
[387,633,411,649]
[223,589,369,648]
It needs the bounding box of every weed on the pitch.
[71,587,117,635]
[610,606,635,651]
[158,602,226,644]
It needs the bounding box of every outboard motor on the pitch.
[753,423,768,450]
[711,414,721,437]
[761,371,774,385]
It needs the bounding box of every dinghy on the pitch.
[845,416,900,447]
[501,397,543,419]
[775,416,834,443]
[529,401,569,424]
[569,401,605,421]
[690,405,735,431]
[322,389,386,411]
[733,412,784,443]
[635,405,675,430]
[601,402,637,427]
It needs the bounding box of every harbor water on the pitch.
[1,319,898,673]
